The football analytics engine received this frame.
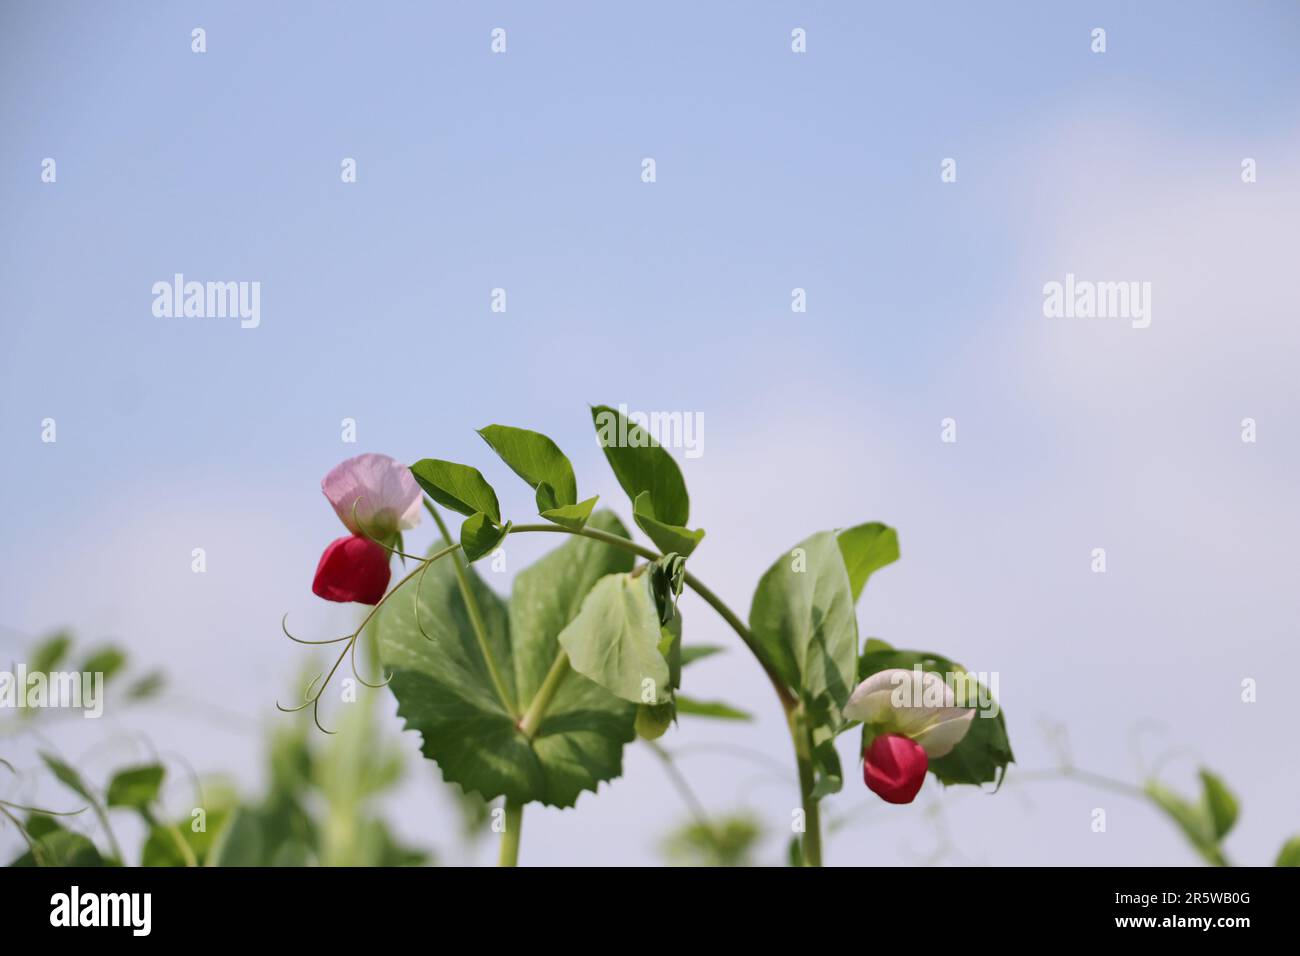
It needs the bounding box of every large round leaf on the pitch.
[377,512,637,808]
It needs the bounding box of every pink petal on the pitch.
[322,453,422,537]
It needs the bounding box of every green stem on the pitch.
[425,500,518,718]
[789,707,822,867]
[143,807,197,867]
[90,802,124,862]
[645,741,713,834]
[518,653,569,738]
[498,797,523,866]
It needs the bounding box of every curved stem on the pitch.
[645,741,713,833]
[790,707,823,866]
[425,500,518,718]
[1012,766,1149,801]
[519,653,569,738]
[498,797,523,867]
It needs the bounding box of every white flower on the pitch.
[843,667,975,758]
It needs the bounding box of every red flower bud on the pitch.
[863,733,929,804]
[312,534,391,605]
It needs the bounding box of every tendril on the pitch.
[413,555,438,642]
[0,799,86,817]
[282,613,353,646]
[276,539,463,733]
[351,498,423,561]
[349,631,392,689]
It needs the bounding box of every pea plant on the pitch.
[282,405,1013,865]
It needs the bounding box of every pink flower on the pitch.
[863,734,929,804]
[312,535,391,605]
[322,453,422,540]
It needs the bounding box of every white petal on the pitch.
[913,710,975,758]
[843,668,912,723]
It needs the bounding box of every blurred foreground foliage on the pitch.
[2,631,431,867]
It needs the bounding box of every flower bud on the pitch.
[312,534,391,605]
[635,701,675,740]
[863,733,928,804]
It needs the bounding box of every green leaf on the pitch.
[748,531,858,724]
[540,495,599,531]
[810,735,844,798]
[39,752,95,804]
[410,459,501,523]
[681,645,725,667]
[635,701,676,740]
[105,765,165,811]
[662,812,764,867]
[660,614,683,692]
[786,835,803,868]
[79,645,128,681]
[856,647,1014,787]
[1275,836,1300,867]
[836,523,899,602]
[1143,768,1237,866]
[30,632,72,673]
[141,826,189,867]
[142,806,230,867]
[10,827,106,867]
[649,553,688,626]
[591,404,691,527]
[675,696,753,721]
[478,425,579,507]
[1145,781,1228,867]
[460,513,509,562]
[1199,769,1238,841]
[126,671,166,700]
[559,570,672,705]
[208,807,267,867]
[378,511,637,808]
[632,492,705,558]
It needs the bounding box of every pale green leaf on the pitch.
[1275,835,1300,866]
[1199,768,1239,841]
[748,531,858,723]
[836,523,899,602]
[559,571,671,705]
[675,696,753,721]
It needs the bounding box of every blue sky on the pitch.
[2,1,1299,865]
